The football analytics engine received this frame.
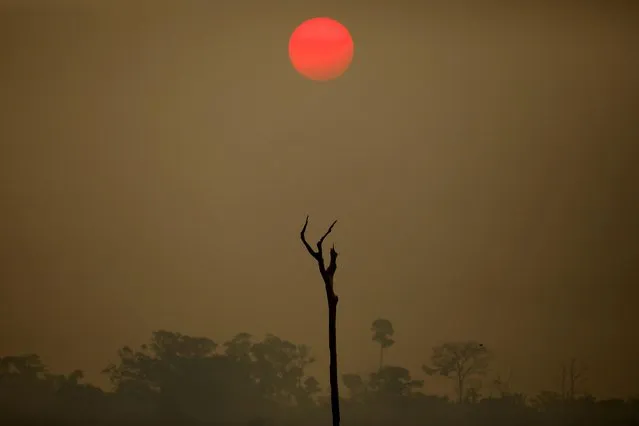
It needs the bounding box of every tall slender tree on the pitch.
[560,357,586,401]
[371,318,395,370]
[423,341,490,404]
[300,216,341,426]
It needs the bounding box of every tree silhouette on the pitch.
[493,366,512,397]
[422,341,490,404]
[2,333,639,426]
[369,366,423,398]
[371,318,395,370]
[102,330,263,423]
[223,332,254,362]
[0,354,47,379]
[561,357,587,400]
[532,390,564,412]
[342,373,366,402]
[300,215,341,426]
[250,334,317,406]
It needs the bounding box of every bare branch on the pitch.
[300,215,321,260]
[300,216,339,280]
[317,220,338,252]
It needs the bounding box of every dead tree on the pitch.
[300,216,340,426]
[560,358,586,400]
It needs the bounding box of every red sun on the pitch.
[288,17,354,82]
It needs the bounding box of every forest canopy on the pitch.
[1,324,637,426]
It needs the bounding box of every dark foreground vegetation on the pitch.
[1,326,638,426]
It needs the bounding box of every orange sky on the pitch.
[1,2,638,398]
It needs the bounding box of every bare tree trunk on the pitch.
[560,363,567,400]
[327,297,340,426]
[560,358,585,401]
[568,358,583,400]
[301,216,341,426]
[458,376,464,404]
[379,345,384,371]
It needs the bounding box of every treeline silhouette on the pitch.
[1,323,637,426]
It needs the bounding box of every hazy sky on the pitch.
[1,2,638,398]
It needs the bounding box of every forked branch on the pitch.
[300,215,338,278]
